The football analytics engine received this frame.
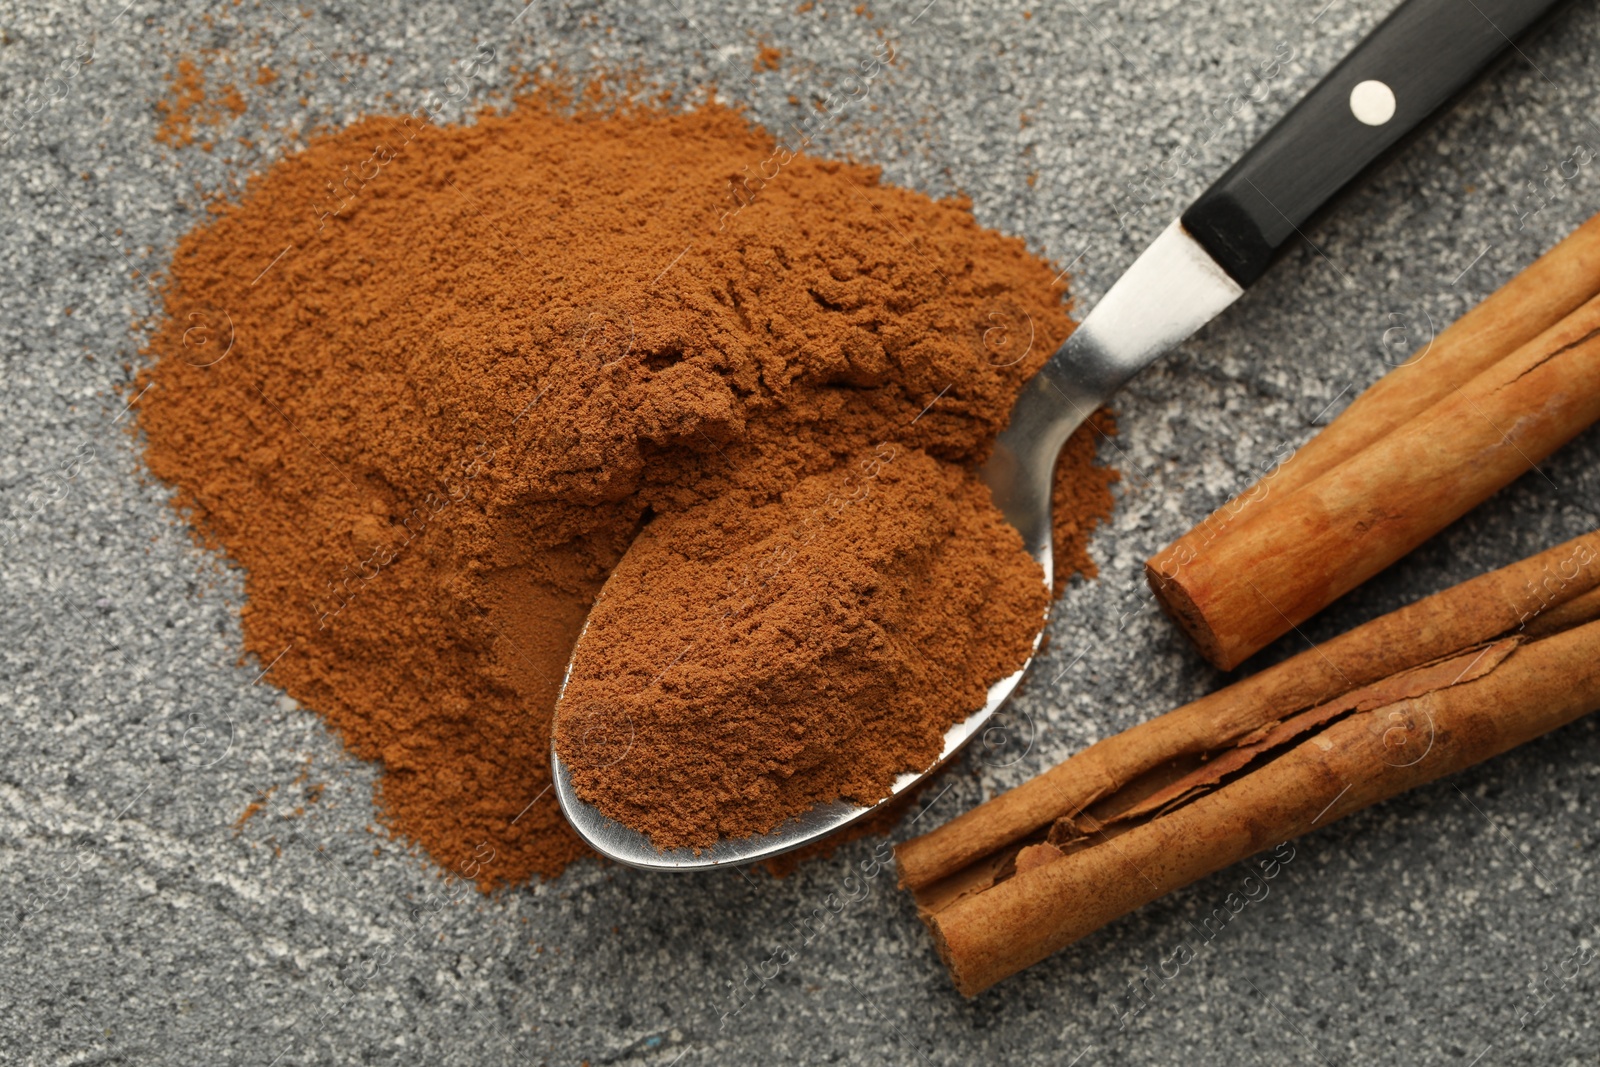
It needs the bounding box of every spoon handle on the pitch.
[1183,0,1576,288]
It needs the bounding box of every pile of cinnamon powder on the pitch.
[137,92,1116,884]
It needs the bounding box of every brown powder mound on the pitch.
[136,92,1115,887]
[554,447,1048,850]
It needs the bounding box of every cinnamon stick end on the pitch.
[923,911,986,999]
[1144,556,1246,670]
[892,841,926,891]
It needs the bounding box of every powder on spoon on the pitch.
[136,89,1116,885]
[553,446,1049,850]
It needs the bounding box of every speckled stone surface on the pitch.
[3,0,1599,1063]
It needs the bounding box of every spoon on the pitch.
[551,0,1570,869]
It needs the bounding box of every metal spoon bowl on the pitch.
[550,222,1240,870]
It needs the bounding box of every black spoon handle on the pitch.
[1183,0,1577,287]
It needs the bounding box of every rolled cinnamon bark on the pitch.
[899,536,1600,996]
[915,614,1600,996]
[896,530,1600,892]
[1147,293,1600,669]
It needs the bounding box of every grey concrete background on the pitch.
[2,0,1599,1063]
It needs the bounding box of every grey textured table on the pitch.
[3,0,1599,1063]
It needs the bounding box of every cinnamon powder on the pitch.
[554,446,1049,849]
[136,92,1116,885]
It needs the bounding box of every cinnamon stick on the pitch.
[896,530,1600,891]
[1147,292,1600,669]
[898,541,1600,997]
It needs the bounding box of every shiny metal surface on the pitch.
[551,218,1243,870]
[984,219,1245,568]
